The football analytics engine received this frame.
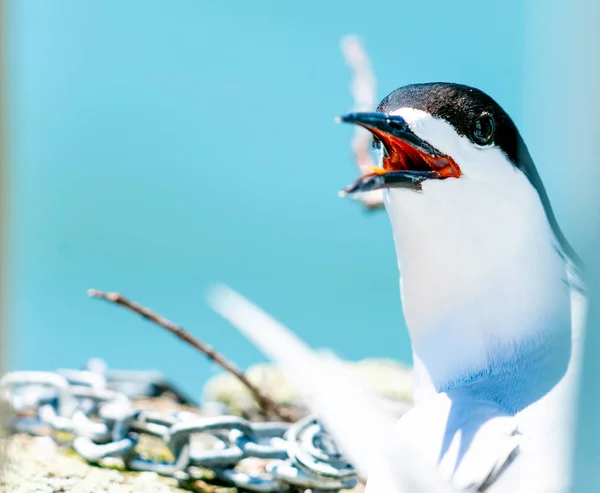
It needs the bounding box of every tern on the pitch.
[208,83,587,493]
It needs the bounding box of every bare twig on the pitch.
[341,35,385,210]
[87,289,294,422]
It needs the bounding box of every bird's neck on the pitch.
[385,183,572,410]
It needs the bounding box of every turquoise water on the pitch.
[7,0,578,400]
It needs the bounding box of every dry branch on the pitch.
[341,35,385,210]
[87,288,294,422]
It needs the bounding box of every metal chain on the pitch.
[0,360,358,492]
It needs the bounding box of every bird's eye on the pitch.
[471,114,495,145]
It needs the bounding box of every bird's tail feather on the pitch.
[206,283,457,493]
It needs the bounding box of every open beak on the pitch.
[337,112,461,194]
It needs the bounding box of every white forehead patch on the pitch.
[389,107,430,124]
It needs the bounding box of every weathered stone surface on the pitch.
[1,434,195,493]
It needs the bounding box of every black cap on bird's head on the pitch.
[337,83,526,194]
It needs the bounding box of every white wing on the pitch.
[206,284,457,493]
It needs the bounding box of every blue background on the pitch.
[6,1,580,399]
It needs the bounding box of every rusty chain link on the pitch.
[0,360,358,492]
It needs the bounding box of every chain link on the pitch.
[0,360,358,492]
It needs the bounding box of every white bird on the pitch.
[208,83,587,493]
